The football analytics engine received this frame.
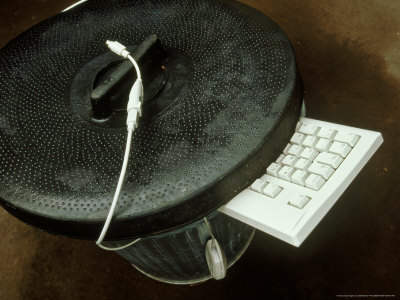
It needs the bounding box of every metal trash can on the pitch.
[0,0,302,283]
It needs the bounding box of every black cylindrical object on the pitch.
[0,0,303,284]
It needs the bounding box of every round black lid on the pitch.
[0,0,302,240]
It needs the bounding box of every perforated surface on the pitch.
[0,0,302,239]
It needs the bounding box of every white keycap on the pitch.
[282,155,298,167]
[251,179,267,193]
[300,148,319,161]
[288,194,311,209]
[315,138,332,152]
[308,162,334,180]
[262,183,282,198]
[329,141,352,158]
[305,174,326,191]
[278,166,295,182]
[317,127,337,140]
[294,158,312,171]
[276,154,285,164]
[295,122,302,132]
[292,170,308,186]
[299,123,320,136]
[266,163,282,177]
[290,132,306,145]
[334,131,360,147]
[283,144,291,155]
[302,135,318,148]
[315,152,343,169]
[288,145,304,157]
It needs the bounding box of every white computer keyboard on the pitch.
[219,117,383,247]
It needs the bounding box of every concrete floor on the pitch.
[0,0,399,299]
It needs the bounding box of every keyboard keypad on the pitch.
[222,118,381,247]
[264,122,359,193]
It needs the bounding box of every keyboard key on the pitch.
[266,163,282,177]
[305,174,326,191]
[276,154,285,164]
[288,194,311,209]
[292,170,308,186]
[278,166,295,182]
[334,131,360,147]
[251,179,267,193]
[262,183,282,198]
[329,141,352,158]
[315,152,343,169]
[317,127,337,140]
[302,135,318,148]
[283,144,291,155]
[290,132,306,145]
[300,148,319,161]
[299,123,320,136]
[315,138,332,152]
[282,155,298,167]
[308,162,334,180]
[288,145,304,157]
[294,158,312,171]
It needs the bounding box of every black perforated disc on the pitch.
[0,0,302,240]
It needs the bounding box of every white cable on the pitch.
[127,55,142,80]
[97,237,141,251]
[96,128,134,247]
[62,0,88,12]
[96,41,144,251]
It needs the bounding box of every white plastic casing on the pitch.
[219,118,383,247]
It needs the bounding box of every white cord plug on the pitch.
[106,40,130,58]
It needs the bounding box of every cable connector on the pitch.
[127,109,139,130]
[127,79,143,130]
[128,79,143,115]
[106,40,130,58]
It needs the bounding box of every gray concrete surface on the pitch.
[0,0,399,299]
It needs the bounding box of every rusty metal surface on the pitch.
[0,0,399,299]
